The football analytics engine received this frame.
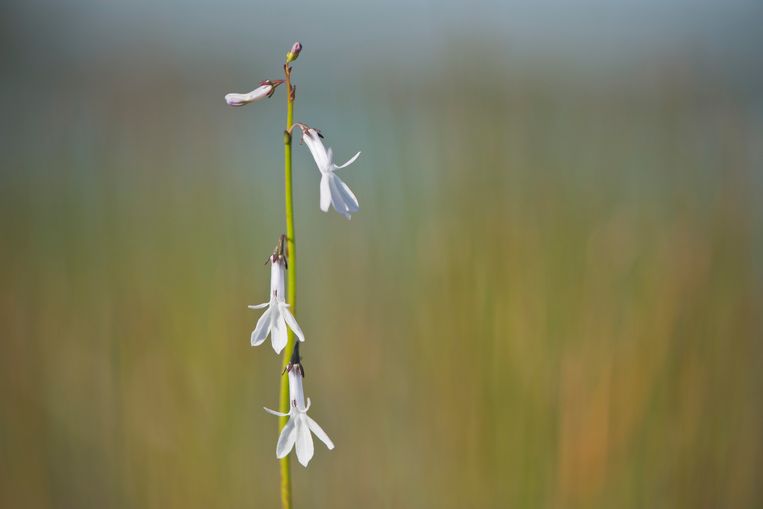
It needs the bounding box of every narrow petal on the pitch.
[327,174,348,211]
[263,407,290,417]
[328,174,352,219]
[280,304,305,342]
[306,415,335,450]
[334,151,361,169]
[248,302,269,309]
[276,417,298,459]
[250,307,272,346]
[295,417,314,467]
[334,174,359,213]
[319,174,332,212]
[271,311,288,354]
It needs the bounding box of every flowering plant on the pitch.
[225,42,361,508]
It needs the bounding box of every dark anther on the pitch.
[284,343,305,378]
[290,342,301,365]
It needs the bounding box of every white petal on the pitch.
[295,417,314,467]
[334,174,359,213]
[328,174,352,219]
[280,303,305,342]
[306,415,334,450]
[224,93,251,106]
[303,129,330,171]
[248,84,272,101]
[248,302,269,309]
[271,310,288,354]
[319,174,332,212]
[276,417,298,459]
[270,260,286,302]
[264,407,290,417]
[250,307,272,346]
[224,85,272,107]
[334,151,361,170]
[288,372,307,410]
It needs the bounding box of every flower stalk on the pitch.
[279,57,297,509]
[225,40,356,509]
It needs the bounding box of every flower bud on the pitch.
[285,41,302,63]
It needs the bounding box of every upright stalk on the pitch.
[278,63,296,509]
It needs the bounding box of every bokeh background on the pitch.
[2,1,762,507]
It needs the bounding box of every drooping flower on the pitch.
[249,239,305,354]
[225,79,284,107]
[296,124,361,220]
[265,345,334,467]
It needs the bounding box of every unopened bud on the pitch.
[224,80,283,107]
[285,41,302,63]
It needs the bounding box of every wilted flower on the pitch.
[265,345,334,467]
[225,79,284,107]
[249,241,305,354]
[297,124,361,219]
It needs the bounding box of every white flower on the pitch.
[265,354,334,467]
[225,80,283,107]
[248,254,305,354]
[299,125,361,220]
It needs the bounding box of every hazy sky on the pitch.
[6,0,762,70]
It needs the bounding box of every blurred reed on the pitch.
[1,48,761,508]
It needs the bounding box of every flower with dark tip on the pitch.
[297,124,361,219]
[265,346,334,467]
[248,249,305,354]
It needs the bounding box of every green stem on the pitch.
[278,64,296,509]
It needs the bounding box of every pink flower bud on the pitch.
[285,41,302,63]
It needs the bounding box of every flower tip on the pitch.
[260,79,284,92]
[286,41,302,63]
[224,93,247,107]
[289,342,302,365]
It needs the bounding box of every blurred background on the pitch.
[2,1,762,507]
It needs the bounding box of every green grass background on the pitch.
[1,3,762,507]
